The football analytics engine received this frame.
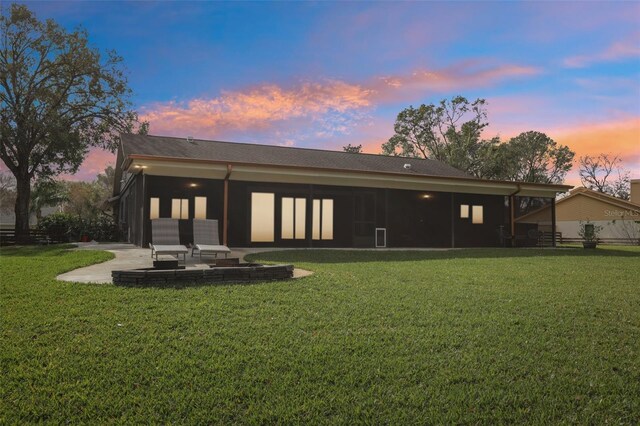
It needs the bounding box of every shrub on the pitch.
[38,212,117,242]
[38,212,76,242]
[86,215,118,242]
[578,220,603,242]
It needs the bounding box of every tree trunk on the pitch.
[14,173,32,244]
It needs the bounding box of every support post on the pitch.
[451,193,455,248]
[223,165,232,246]
[551,197,557,247]
[510,194,516,247]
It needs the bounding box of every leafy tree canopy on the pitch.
[30,178,67,221]
[343,144,362,153]
[382,96,489,174]
[383,96,575,184]
[0,4,143,238]
[495,131,575,184]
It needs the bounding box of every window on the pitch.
[194,197,207,219]
[295,198,306,239]
[460,204,469,219]
[281,197,306,240]
[312,199,333,240]
[251,193,274,242]
[171,198,189,219]
[472,205,483,224]
[150,197,160,219]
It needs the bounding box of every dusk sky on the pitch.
[10,1,640,183]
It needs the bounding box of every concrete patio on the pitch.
[57,243,311,284]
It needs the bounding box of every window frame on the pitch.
[149,197,160,220]
[281,197,306,240]
[312,198,334,241]
[250,192,275,243]
[194,196,207,220]
[460,204,469,219]
[472,205,484,224]
[171,198,189,220]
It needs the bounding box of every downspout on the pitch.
[509,184,522,247]
[223,164,233,246]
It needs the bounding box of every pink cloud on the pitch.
[141,80,373,140]
[553,117,640,162]
[60,149,116,182]
[483,95,551,139]
[141,60,540,140]
[564,34,640,68]
[370,62,540,103]
[1,149,115,183]
[552,117,640,184]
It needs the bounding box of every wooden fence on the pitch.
[0,227,69,246]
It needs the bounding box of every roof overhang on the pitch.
[124,155,572,197]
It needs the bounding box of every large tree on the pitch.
[0,4,140,241]
[496,131,574,184]
[381,96,494,176]
[579,154,630,200]
[382,97,575,183]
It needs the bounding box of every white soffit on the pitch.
[128,160,228,179]
[231,165,565,197]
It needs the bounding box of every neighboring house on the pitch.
[517,180,640,245]
[112,134,572,248]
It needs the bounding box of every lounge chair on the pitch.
[192,219,231,261]
[150,218,189,263]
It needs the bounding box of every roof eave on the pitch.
[124,153,572,195]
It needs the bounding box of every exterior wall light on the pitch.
[421,194,432,199]
[189,183,198,188]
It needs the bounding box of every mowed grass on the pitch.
[1,245,639,424]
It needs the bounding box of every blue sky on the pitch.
[12,1,640,181]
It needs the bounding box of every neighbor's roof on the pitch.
[120,133,472,179]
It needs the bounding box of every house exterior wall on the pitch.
[630,180,640,206]
[123,175,521,248]
[144,175,224,246]
[518,193,639,225]
[556,220,640,244]
[555,195,639,221]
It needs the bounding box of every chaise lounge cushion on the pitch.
[150,218,189,262]
[192,219,231,258]
[151,244,190,254]
[194,244,231,254]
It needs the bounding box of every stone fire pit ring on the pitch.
[112,263,294,286]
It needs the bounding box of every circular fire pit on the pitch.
[112,263,294,286]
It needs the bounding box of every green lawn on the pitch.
[1,245,639,423]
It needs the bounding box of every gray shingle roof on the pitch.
[121,134,473,179]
